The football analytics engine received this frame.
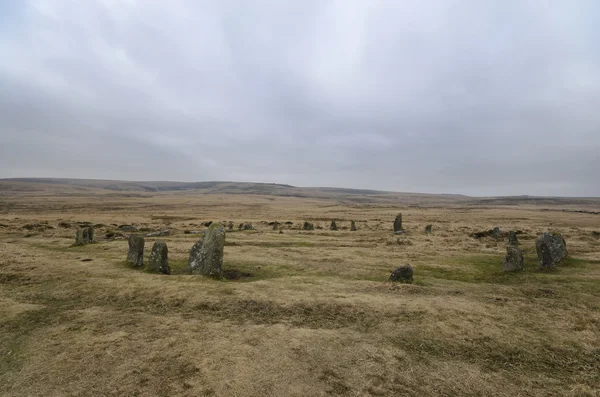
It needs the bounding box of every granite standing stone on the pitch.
[148,241,170,274]
[503,245,524,272]
[536,232,567,269]
[188,223,225,278]
[127,235,145,267]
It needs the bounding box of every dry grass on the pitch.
[1,188,600,396]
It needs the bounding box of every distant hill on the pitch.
[0,178,598,207]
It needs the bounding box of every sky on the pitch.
[0,0,599,196]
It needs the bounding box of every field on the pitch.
[1,181,600,396]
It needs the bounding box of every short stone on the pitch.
[303,222,314,231]
[330,221,338,231]
[425,224,432,234]
[503,245,524,272]
[350,220,357,231]
[148,241,170,274]
[389,264,413,283]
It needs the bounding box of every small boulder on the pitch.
[127,235,145,267]
[188,223,225,278]
[425,224,433,234]
[536,232,567,269]
[148,241,170,274]
[389,264,413,283]
[503,245,524,272]
[330,221,338,231]
[350,221,357,231]
[243,223,254,231]
[119,225,138,232]
[303,222,314,231]
[272,222,279,231]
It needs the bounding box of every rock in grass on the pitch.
[503,245,524,272]
[393,213,403,233]
[536,232,567,269]
[75,229,84,246]
[389,264,413,283]
[148,241,170,274]
[330,221,338,231]
[425,224,432,234]
[491,227,502,239]
[351,220,357,231]
[272,222,279,231]
[127,235,145,267]
[303,222,314,231]
[75,226,94,246]
[508,231,519,246]
[188,223,225,278]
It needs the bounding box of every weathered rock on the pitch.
[330,221,338,231]
[508,231,519,246]
[86,226,94,243]
[145,229,171,237]
[536,232,567,269]
[351,221,357,231]
[75,229,84,246]
[227,221,234,232]
[303,222,314,231]
[393,213,403,233]
[279,230,284,234]
[592,231,600,239]
[238,223,244,231]
[425,224,433,234]
[503,245,524,272]
[58,222,71,229]
[244,223,254,231]
[127,235,145,267]
[148,241,170,274]
[491,227,502,239]
[75,226,94,245]
[389,264,413,283]
[272,222,279,231]
[188,223,225,278]
[203,221,213,227]
[118,225,138,232]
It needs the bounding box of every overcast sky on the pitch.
[0,1,599,196]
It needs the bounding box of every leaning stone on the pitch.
[393,213,403,233]
[145,229,171,237]
[127,235,145,267]
[148,241,170,274]
[303,222,314,231]
[330,221,338,231]
[536,232,567,269]
[503,245,524,272]
[188,223,225,278]
[508,231,519,246]
[389,264,413,283]
[425,225,433,234]
[351,221,357,231]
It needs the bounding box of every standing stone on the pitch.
[272,222,279,231]
[127,235,145,267]
[86,226,94,243]
[503,245,524,272]
[393,213,404,234]
[148,241,170,274]
[351,221,357,231]
[227,221,234,232]
[303,222,314,231]
[425,225,433,234]
[75,229,84,246]
[536,232,567,269]
[330,221,338,231]
[508,231,519,246]
[238,223,244,231]
[389,264,413,283]
[188,223,225,278]
[243,223,254,231]
[491,227,502,239]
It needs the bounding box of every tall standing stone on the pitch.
[503,245,524,272]
[508,231,519,246]
[536,232,567,269]
[127,235,145,267]
[86,226,94,243]
[393,213,403,234]
[188,223,225,278]
[330,221,338,231]
[351,221,357,231]
[148,241,170,274]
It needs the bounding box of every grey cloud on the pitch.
[0,0,599,196]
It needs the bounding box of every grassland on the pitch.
[1,183,599,396]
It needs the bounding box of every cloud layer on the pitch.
[1,0,599,196]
